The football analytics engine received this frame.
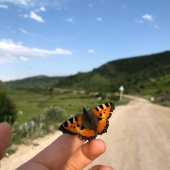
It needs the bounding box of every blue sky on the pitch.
[0,0,170,81]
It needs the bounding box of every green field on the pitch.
[8,89,128,125]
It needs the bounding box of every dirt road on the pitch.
[86,96,170,170]
[1,96,170,170]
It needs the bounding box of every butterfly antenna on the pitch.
[69,104,81,110]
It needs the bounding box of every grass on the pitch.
[9,90,48,124]
[3,89,130,157]
[7,89,129,125]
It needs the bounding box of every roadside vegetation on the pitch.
[0,88,126,156]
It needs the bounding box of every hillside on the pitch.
[5,75,67,90]
[55,51,170,95]
[0,80,7,92]
[4,51,170,97]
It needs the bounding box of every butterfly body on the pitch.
[82,107,99,133]
[59,102,115,141]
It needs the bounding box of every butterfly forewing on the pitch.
[59,114,82,135]
[90,102,114,119]
[89,102,114,134]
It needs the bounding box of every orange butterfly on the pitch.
[59,102,115,141]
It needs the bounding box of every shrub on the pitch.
[11,105,66,145]
[97,92,106,100]
[0,92,17,125]
[12,115,48,141]
[43,105,66,123]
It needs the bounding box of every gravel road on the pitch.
[86,96,170,170]
[1,96,170,170]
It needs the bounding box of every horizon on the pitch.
[1,0,170,81]
[2,50,169,82]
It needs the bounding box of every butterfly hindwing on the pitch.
[78,128,97,140]
[59,114,97,140]
[97,119,109,135]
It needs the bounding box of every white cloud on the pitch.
[142,14,154,21]
[20,11,44,22]
[89,4,93,7]
[0,0,60,8]
[40,6,46,11]
[35,6,46,12]
[0,58,9,63]
[87,49,95,53]
[0,4,8,8]
[0,39,72,63]
[30,11,44,22]
[135,20,143,24]
[97,17,102,21]
[0,0,28,6]
[19,27,27,34]
[65,17,75,23]
[20,56,28,61]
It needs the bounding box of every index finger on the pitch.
[17,134,85,170]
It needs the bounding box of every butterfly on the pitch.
[59,102,115,141]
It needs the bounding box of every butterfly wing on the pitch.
[59,114,82,136]
[59,114,97,140]
[59,102,115,141]
[89,102,115,135]
[78,126,97,141]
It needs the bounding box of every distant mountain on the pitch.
[5,51,170,96]
[55,51,170,95]
[5,75,67,90]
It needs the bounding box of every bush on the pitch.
[97,92,106,100]
[11,105,66,145]
[0,92,17,125]
[43,105,66,122]
[12,115,48,141]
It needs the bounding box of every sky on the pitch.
[0,0,170,81]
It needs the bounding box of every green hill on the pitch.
[55,51,170,96]
[5,75,67,90]
[5,51,170,97]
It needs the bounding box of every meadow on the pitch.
[8,89,128,125]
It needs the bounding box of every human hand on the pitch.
[0,122,113,170]
[0,122,12,160]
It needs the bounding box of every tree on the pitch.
[0,92,17,125]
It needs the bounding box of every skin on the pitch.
[0,122,113,170]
